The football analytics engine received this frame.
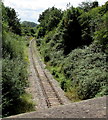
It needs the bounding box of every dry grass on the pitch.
[65,88,81,102]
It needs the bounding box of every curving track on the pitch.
[29,38,65,108]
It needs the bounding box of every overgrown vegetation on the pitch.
[1,0,108,117]
[36,1,108,101]
[2,3,35,117]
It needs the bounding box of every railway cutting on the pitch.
[29,38,70,109]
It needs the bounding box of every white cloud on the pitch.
[3,0,108,23]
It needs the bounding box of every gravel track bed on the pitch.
[27,39,70,110]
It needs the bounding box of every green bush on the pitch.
[2,57,28,116]
[2,30,31,117]
[63,44,108,99]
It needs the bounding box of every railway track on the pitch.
[29,38,64,108]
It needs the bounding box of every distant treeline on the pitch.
[21,21,37,36]
[21,21,37,27]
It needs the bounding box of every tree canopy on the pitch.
[36,7,63,38]
[36,1,108,100]
[2,3,21,35]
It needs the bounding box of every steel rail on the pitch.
[29,39,64,108]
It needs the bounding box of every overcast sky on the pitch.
[3,0,108,23]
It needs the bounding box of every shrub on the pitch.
[63,44,108,99]
[2,30,30,117]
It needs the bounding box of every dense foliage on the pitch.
[36,1,108,101]
[36,7,63,38]
[2,3,34,117]
[2,4,21,35]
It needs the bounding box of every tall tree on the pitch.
[3,6,21,35]
[78,1,98,12]
[37,7,63,38]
